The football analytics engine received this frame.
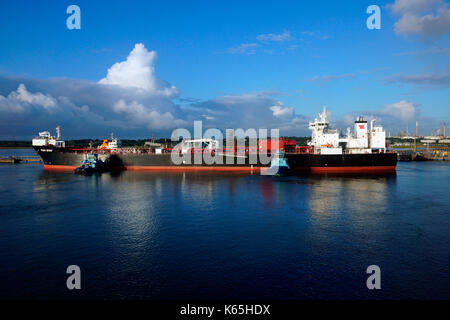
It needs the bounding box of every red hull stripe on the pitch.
[44,165,78,171]
[44,164,262,172]
[124,166,262,172]
[43,165,396,173]
[298,166,396,173]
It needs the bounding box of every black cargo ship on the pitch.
[34,146,397,173]
[32,107,397,174]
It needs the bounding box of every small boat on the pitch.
[74,153,105,175]
[266,150,290,175]
[412,152,430,161]
[0,157,22,164]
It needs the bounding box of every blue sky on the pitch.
[0,0,449,139]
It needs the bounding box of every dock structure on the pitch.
[429,150,449,161]
[390,136,450,161]
[395,149,449,161]
[15,156,42,162]
[0,157,21,164]
[0,156,42,164]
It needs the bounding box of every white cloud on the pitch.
[342,114,356,126]
[306,73,356,84]
[0,84,57,114]
[0,82,132,138]
[384,71,450,85]
[9,84,56,109]
[270,104,294,118]
[0,94,25,113]
[99,43,179,97]
[388,0,450,38]
[226,30,294,55]
[226,43,259,55]
[0,75,186,138]
[1,75,438,138]
[0,50,309,137]
[2,43,441,139]
[338,100,430,133]
[395,9,450,37]
[381,100,418,121]
[300,31,329,40]
[387,0,442,14]
[113,99,186,130]
[393,47,450,55]
[188,93,308,135]
[256,31,291,42]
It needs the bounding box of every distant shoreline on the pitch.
[0,137,312,149]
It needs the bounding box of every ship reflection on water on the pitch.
[2,164,447,299]
[32,170,397,237]
[305,173,395,217]
[34,169,396,204]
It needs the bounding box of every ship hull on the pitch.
[35,147,266,172]
[35,147,397,173]
[286,153,398,173]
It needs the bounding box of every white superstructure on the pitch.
[32,126,65,148]
[107,133,122,149]
[178,138,220,153]
[308,107,386,154]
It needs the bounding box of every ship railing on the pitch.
[67,146,316,155]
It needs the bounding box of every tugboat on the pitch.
[265,150,290,175]
[74,153,105,175]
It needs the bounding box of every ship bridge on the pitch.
[308,107,387,155]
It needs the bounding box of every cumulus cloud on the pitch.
[0,44,187,139]
[0,81,129,138]
[395,9,450,37]
[388,0,450,38]
[13,84,57,109]
[113,99,186,130]
[3,43,438,140]
[99,43,179,97]
[1,71,310,138]
[270,104,294,118]
[337,100,423,135]
[387,0,442,14]
[0,80,308,139]
[187,93,307,135]
[0,95,25,113]
[0,84,57,114]
[380,100,419,121]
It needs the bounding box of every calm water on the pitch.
[0,149,449,299]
